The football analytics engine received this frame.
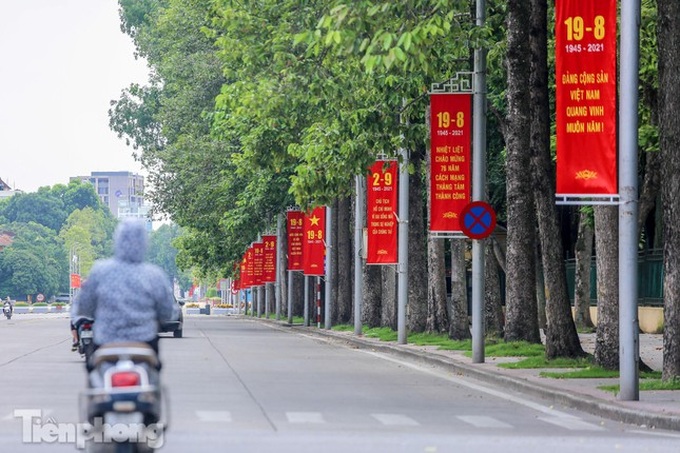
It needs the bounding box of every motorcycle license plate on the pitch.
[104,411,143,426]
[81,331,93,339]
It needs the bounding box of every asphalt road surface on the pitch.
[0,314,678,452]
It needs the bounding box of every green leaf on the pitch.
[382,33,393,51]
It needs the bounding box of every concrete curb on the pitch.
[254,318,680,432]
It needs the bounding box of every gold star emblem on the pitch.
[309,215,320,226]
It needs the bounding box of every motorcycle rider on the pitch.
[70,218,174,369]
[3,297,12,317]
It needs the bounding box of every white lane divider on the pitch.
[371,413,419,426]
[286,412,325,424]
[539,415,605,431]
[457,415,512,428]
[196,411,232,422]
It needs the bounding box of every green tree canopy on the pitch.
[0,222,67,299]
[59,207,117,277]
[148,223,192,292]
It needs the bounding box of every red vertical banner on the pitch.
[429,93,472,232]
[287,210,304,271]
[253,242,264,286]
[245,247,255,289]
[262,234,277,283]
[555,0,617,195]
[366,160,398,264]
[303,206,326,276]
[239,251,249,289]
[70,273,81,289]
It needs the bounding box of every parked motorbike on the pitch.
[75,318,96,362]
[80,343,167,453]
[3,302,11,320]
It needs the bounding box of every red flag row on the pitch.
[234,207,328,291]
[235,235,278,291]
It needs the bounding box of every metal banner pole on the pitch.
[303,276,309,326]
[397,145,409,345]
[619,0,640,401]
[325,205,333,329]
[472,0,488,364]
[276,214,282,320]
[287,271,293,324]
[354,175,364,335]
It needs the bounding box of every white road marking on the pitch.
[371,413,419,426]
[626,429,680,439]
[457,415,512,428]
[539,416,605,431]
[358,349,578,418]
[286,412,325,424]
[196,410,232,422]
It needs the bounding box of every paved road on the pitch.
[0,314,678,452]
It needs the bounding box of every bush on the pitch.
[33,303,48,306]
[186,303,199,308]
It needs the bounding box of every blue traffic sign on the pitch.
[460,201,497,240]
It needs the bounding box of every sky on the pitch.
[0,0,150,194]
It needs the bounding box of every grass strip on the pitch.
[499,356,593,369]
[542,367,662,379]
[599,377,680,394]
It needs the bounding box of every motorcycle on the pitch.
[3,302,11,320]
[80,343,167,453]
[75,318,96,362]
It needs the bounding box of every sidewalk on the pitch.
[260,319,680,432]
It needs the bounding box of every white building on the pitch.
[71,171,149,221]
[0,177,21,199]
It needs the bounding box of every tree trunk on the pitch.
[336,196,352,324]
[593,205,619,370]
[658,0,680,380]
[503,0,541,344]
[449,239,470,340]
[574,209,594,330]
[292,271,304,318]
[529,0,584,358]
[407,144,428,333]
[426,122,449,334]
[638,150,661,240]
[382,266,398,330]
[485,239,504,338]
[427,237,448,333]
[330,199,339,323]
[535,242,547,330]
[363,264,382,328]
[279,216,288,318]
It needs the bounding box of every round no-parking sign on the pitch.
[460,201,497,240]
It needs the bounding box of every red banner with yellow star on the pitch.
[367,160,398,264]
[555,0,617,196]
[303,206,326,276]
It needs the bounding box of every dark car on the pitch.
[159,297,184,338]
